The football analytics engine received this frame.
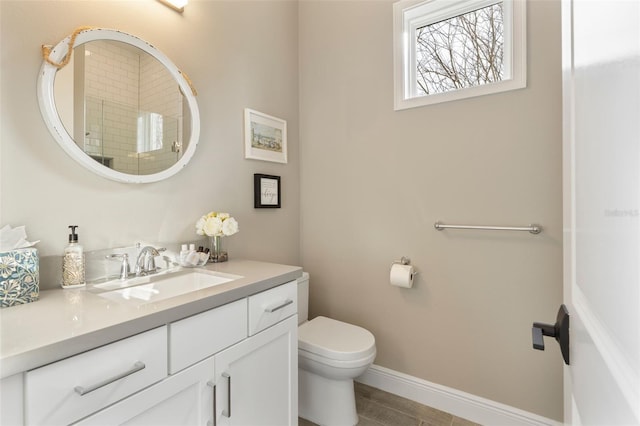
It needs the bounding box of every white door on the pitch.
[562,0,640,424]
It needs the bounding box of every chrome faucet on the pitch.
[135,246,166,276]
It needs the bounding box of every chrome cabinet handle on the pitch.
[207,381,216,426]
[222,372,231,418]
[74,361,145,396]
[265,299,293,313]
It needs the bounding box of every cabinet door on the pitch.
[77,357,215,426]
[215,315,298,426]
[0,373,23,426]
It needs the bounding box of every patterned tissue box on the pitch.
[0,248,39,308]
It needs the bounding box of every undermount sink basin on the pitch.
[95,270,243,305]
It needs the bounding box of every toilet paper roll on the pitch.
[390,263,415,288]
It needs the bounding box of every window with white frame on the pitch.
[393,0,526,110]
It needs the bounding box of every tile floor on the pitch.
[298,382,482,426]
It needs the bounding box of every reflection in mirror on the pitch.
[38,28,200,183]
[55,40,191,176]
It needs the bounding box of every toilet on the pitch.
[297,272,377,426]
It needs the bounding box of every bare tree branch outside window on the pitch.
[416,3,504,96]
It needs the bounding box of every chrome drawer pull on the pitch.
[207,381,216,426]
[265,299,293,313]
[222,372,231,418]
[74,361,146,396]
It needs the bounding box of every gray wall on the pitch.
[298,0,563,420]
[0,1,300,268]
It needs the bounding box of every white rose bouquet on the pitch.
[196,212,239,237]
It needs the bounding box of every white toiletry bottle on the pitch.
[62,225,85,288]
[179,244,189,265]
[186,243,199,266]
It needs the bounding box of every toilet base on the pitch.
[298,368,358,426]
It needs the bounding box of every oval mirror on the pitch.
[37,28,200,183]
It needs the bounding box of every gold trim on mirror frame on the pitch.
[179,70,198,97]
[41,26,94,69]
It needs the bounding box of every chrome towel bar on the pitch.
[434,221,542,235]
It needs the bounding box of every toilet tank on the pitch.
[297,272,309,324]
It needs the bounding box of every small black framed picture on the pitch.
[254,174,281,208]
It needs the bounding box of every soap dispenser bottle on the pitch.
[62,225,85,288]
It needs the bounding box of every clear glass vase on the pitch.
[208,235,228,263]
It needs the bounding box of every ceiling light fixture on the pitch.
[157,0,188,13]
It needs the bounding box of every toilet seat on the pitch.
[298,316,376,362]
[298,347,377,371]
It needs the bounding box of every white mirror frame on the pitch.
[37,28,200,184]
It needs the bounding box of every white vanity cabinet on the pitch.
[8,278,298,426]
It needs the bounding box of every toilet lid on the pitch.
[298,316,376,361]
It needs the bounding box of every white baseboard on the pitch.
[356,364,562,426]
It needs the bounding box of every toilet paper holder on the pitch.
[391,257,417,276]
[389,257,418,289]
[392,256,412,266]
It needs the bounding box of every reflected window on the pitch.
[137,112,164,153]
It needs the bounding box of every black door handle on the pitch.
[532,304,570,365]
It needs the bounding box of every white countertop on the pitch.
[0,259,302,379]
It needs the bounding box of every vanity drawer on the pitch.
[169,298,247,374]
[25,326,167,426]
[248,280,298,336]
